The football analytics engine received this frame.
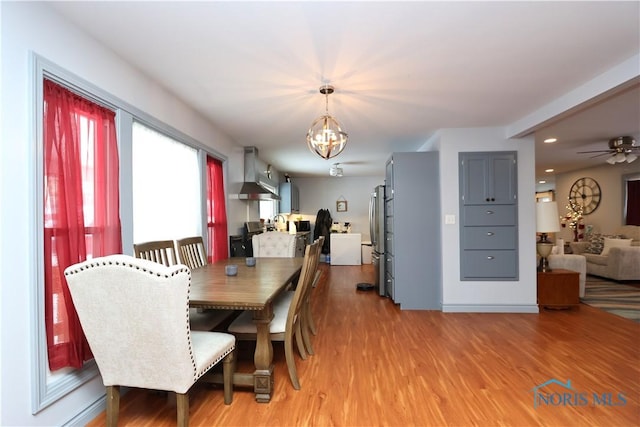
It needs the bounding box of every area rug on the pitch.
[581,276,640,323]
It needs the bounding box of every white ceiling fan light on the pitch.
[577,136,639,165]
[329,163,343,177]
[614,152,627,163]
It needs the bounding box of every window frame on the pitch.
[31,53,228,413]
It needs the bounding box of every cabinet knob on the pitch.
[486,210,494,215]
[491,198,495,201]
[487,256,495,260]
[485,198,490,202]
[486,232,494,236]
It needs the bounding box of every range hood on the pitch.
[238,146,280,200]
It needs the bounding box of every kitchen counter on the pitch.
[330,233,362,265]
[294,231,310,257]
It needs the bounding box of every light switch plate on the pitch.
[445,214,456,225]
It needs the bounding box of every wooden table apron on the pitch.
[189,257,303,402]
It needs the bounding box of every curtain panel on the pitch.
[206,156,228,262]
[626,179,640,226]
[43,79,122,370]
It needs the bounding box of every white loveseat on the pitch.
[569,225,640,282]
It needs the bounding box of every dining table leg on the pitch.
[252,304,274,402]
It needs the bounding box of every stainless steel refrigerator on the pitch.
[369,185,386,296]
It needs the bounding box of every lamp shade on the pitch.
[536,201,560,233]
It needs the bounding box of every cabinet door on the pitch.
[460,152,516,205]
[460,155,490,205]
[279,182,300,214]
[489,154,517,204]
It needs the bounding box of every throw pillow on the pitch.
[601,238,632,256]
[585,234,606,254]
[585,234,624,254]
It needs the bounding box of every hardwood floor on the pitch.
[87,263,639,426]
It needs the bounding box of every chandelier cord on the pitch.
[324,89,329,115]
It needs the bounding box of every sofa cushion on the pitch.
[618,225,640,240]
[584,233,623,254]
[583,253,609,266]
[601,238,632,256]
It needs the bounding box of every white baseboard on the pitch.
[62,388,130,426]
[442,304,539,313]
[62,394,105,427]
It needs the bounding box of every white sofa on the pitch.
[569,225,640,282]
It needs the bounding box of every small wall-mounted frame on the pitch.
[336,200,348,212]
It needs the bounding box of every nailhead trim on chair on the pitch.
[63,256,231,381]
[64,258,191,278]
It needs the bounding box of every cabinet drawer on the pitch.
[463,205,516,226]
[462,226,516,250]
[461,250,518,279]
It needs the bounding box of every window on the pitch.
[43,79,122,372]
[33,54,229,413]
[132,122,201,243]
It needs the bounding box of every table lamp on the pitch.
[536,201,560,272]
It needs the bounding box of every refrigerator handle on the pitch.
[369,192,376,246]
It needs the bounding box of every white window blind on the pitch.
[132,122,201,243]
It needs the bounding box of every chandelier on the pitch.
[306,85,348,159]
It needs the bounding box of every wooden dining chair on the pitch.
[227,240,320,390]
[176,236,208,270]
[133,240,178,266]
[134,239,231,332]
[64,255,236,427]
[300,236,324,355]
[252,231,297,258]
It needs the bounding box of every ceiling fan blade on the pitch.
[576,149,613,154]
[589,152,612,158]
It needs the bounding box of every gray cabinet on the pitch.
[385,152,441,310]
[279,182,299,214]
[459,151,518,280]
[460,152,517,205]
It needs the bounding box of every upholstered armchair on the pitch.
[252,231,297,257]
[64,254,236,427]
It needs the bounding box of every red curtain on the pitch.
[43,79,122,370]
[206,156,228,262]
[626,179,640,225]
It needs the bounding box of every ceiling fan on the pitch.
[577,136,639,164]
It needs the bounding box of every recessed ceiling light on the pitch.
[544,138,557,143]
[539,180,546,184]
[545,168,554,173]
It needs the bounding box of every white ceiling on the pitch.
[48,1,640,180]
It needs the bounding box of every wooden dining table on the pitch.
[189,257,303,402]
